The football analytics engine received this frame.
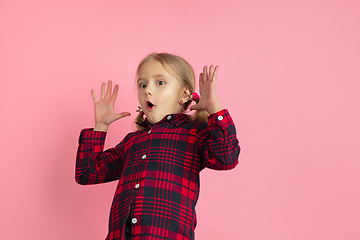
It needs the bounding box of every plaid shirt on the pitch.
[76,109,240,240]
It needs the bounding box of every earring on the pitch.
[136,106,144,115]
[179,100,183,104]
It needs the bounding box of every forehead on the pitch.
[138,59,174,79]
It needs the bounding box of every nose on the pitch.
[144,84,152,95]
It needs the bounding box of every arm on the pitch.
[75,81,131,184]
[197,109,240,170]
[75,129,125,185]
[191,65,240,169]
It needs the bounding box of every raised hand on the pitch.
[190,65,223,114]
[91,80,131,132]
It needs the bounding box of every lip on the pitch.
[146,101,155,111]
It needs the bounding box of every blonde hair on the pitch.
[135,52,208,131]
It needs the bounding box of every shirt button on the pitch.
[148,129,152,134]
[218,115,224,121]
[132,218,137,224]
[142,154,147,159]
[167,115,172,120]
[135,183,140,188]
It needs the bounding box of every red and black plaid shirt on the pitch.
[76,109,240,240]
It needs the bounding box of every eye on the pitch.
[157,80,165,85]
[139,83,147,88]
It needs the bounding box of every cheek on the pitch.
[137,89,143,98]
[163,93,181,108]
[137,91,144,104]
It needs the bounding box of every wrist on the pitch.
[93,123,109,132]
[206,102,223,115]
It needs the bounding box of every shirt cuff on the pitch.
[78,128,107,144]
[207,109,233,129]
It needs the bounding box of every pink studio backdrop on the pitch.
[1,0,359,239]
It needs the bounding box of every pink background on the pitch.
[1,0,359,239]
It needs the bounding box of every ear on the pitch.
[179,86,192,104]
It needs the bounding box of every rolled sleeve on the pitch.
[197,109,240,170]
[78,128,107,144]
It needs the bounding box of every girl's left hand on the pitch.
[190,65,223,114]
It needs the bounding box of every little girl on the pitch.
[76,53,240,240]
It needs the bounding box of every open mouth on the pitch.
[146,101,155,110]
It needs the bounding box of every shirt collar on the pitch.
[136,113,190,129]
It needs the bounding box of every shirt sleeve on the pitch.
[75,128,125,185]
[196,109,240,170]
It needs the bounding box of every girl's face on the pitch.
[137,59,186,124]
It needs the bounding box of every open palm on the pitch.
[190,65,223,114]
[91,81,130,130]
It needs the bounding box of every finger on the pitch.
[199,73,204,87]
[213,65,219,82]
[106,80,112,99]
[114,112,131,120]
[189,104,198,111]
[203,66,208,81]
[91,89,98,103]
[209,65,214,80]
[120,112,131,117]
[111,84,119,101]
[190,103,205,111]
[100,82,106,99]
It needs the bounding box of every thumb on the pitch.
[114,112,131,120]
[189,104,199,111]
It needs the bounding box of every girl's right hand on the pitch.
[91,80,131,132]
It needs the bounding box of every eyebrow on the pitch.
[137,75,167,82]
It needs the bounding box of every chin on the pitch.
[146,114,164,125]
[145,115,157,125]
